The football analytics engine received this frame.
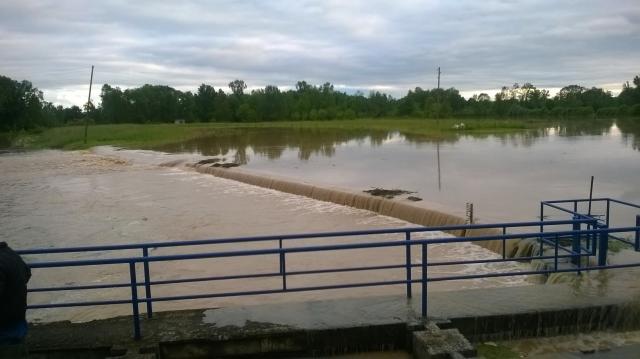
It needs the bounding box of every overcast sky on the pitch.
[1,0,639,106]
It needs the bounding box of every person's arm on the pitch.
[24,263,31,283]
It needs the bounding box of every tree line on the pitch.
[1,74,640,131]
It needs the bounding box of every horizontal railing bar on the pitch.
[428,269,554,281]
[541,202,600,219]
[137,279,411,303]
[429,261,640,282]
[31,244,604,294]
[424,253,588,267]
[29,252,591,294]
[149,272,280,286]
[539,238,575,254]
[608,198,640,210]
[27,260,640,310]
[28,282,132,292]
[25,226,640,269]
[545,198,640,210]
[16,219,593,255]
[608,236,635,246]
[287,263,406,276]
[28,272,284,292]
[28,299,131,309]
[542,198,609,204]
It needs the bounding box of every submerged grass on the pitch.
[476,343,521,359]
[10,118,553,151]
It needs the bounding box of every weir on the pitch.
[190,163,469,237]
[11,182,640,357]
[187,163,583,258]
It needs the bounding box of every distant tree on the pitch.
[213,90,233,121]
[100,84,129,123]
[619,76,640,106]
[295,81,312,92]
[6,73,640,128]
[580,87,613,110]
[0,75,45,130]
[477,93,491,102]
[556,85,586,107]
[236,103,256,122]
[195,84,216,121]
[64,106,83,123]
[228,79,247,96]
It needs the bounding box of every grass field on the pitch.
[7,118,554,150]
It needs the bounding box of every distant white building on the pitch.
[174,119,186,124]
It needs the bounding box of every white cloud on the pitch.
[0,0,638,106]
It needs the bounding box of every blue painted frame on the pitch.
[17,198,640,339]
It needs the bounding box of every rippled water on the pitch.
[157,119,640,224]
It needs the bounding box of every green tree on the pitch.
[0,75,45,131]
[228,79,247,96]
[195,84,216,121]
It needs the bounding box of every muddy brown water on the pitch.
[0,149,529,323]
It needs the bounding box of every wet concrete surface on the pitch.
[23,281,640,357]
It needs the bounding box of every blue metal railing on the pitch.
[542,198,640,265]
[18,198,640,339]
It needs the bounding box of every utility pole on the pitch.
[436,141,441,191]
[84,65,94,144]
[435,65,443,179]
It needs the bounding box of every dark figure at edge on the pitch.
[0,241,31,345]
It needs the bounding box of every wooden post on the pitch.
[84,65,94,144]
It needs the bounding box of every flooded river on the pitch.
[2,118,639,327]
[158,119,640,224]
[0,149,528,323]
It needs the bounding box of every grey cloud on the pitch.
[0,0,638,106]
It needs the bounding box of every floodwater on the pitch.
[502,329,640,358]
[157,119,640,224]
[0,149,528,323]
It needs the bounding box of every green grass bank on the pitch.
[3,118,557,151]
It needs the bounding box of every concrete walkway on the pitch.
[23,280,640,357]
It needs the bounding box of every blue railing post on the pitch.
[539,202,545,234]
[585,221,591,252]
[554,234,559,272]
[279,239,286,290]
[606,199,611,227]
[421,243,427,318]
[142,248,153,318]
[571,215,581,266]
[590,220,598,254]
[598,225,609,266]
[405,232,412,298]
[129,262,141,340]
[540,203,545,258]
[636,214,640,251]
[502,226,507,259]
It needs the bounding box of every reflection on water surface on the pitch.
[157,119,640,223]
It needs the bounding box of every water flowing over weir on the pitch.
[185,162,539,257]
[190,163,466,230]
